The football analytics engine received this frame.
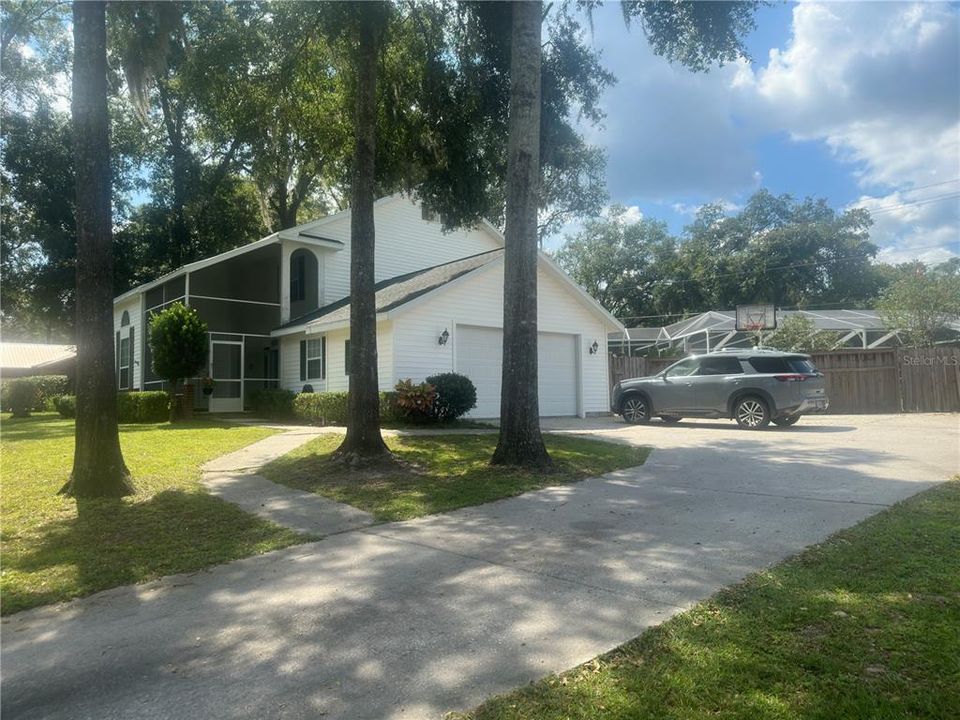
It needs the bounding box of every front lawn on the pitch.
[261,433,651,521]
[453,479,960,720]
[1,414,307,615]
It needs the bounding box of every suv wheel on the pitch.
[773,415,800,427]
[734,396,770,429]
[621,395,650,424]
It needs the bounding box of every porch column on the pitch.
[280,242,292,324]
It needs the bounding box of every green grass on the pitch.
[452,479,960,720]
[261,434,651,521]
[1,413,307,615]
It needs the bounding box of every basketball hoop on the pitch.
[736,304,777,332]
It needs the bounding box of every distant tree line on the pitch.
[554,191,959,327]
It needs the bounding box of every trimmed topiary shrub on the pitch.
[425,373,477,421]
[53,395,77,418]
[118,391,170,423]
[293,391,400,426]
[5,379,38,417]
[293,391,349,425]
[248,388,296,419]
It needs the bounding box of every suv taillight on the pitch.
[773,374,810,382]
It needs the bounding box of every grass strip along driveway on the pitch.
[262,433,651,521]
[452,479,960,720]
[1,414,306,615]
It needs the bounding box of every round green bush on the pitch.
[53,394,77,418]
[426,373,477,421]
[148,303,208,385]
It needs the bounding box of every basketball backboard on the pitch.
[736,304,777,331]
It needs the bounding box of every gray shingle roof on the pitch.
[277,249,503,332]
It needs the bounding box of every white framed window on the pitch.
[119,336,131,389]
[306,338,324,379]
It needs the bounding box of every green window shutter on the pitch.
[299,340,306,382]
[129,327,135,389]
[344,339,351,376]
[116,331,121,389]
[321,336,326,379]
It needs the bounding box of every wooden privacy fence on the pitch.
[609,347,960,414]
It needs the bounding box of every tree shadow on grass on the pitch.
[2,490,303,615]
[1,415,77,442]
[264,435,649,521]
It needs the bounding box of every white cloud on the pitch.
[734,1,959,261]
[618,205,643,224]
[567,1,958,263]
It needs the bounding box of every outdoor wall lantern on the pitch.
[589,340,599,355]
[438,328,450,346]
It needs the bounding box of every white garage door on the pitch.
[456,326,578,418]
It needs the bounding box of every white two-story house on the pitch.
[113,195,623,418]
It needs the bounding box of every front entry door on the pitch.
[209,341,243,413]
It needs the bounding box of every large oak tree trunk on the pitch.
[491,0,551,469]
[333,3,390,464]
[62,1,133,498]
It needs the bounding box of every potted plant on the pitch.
[201,376,215,396]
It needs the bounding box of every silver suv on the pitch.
[611,349,829,429]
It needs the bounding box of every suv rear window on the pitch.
[787,357,818,374]
[698,357,743,375]
[747,357,793,374]
[748,356,817,374]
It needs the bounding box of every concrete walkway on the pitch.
[200,427,376,536]
[3,414,957,720]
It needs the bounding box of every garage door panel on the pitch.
[537,332,578,416]
[457,326,577,418]
[456,326,503,418]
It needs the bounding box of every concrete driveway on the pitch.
[3,414,957,720]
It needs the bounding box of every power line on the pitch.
[878,177,960,195]
[858,191,960,216]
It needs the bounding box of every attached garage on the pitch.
[457,325,580,418]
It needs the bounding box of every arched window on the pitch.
[121,310,130,326]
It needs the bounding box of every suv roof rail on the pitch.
[710,346,781,354]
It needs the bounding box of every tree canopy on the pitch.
[555,189,891,324]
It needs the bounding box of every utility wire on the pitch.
[646,241,953,287]
[874,177,960,195]
[858,191,960,215]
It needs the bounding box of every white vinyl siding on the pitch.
[390,259,612,418]
[318,196,502,306]
[280,322,394,394]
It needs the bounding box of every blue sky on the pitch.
[545,1,960,266]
